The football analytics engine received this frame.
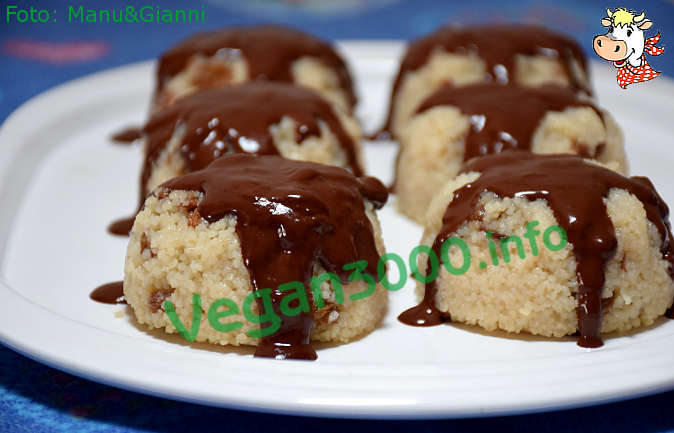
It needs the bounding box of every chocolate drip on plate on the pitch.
[380,25,590,135]
[157,25,356,109]
[90,281,126,304]
[161,154,388,360]
[108,217,135,236]
[399,153,674,348]
[111,127,143,144]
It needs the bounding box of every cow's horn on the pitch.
[606,8,612,17]
[634,12,645,22]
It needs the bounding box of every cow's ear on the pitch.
[638,19,652,30]
[601,18,612,27]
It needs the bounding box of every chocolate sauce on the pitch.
[108,217,135,236]
[111,127,143,144]
[399,153,674,348]
[380,25,590,134]
[108,82,363,237]
[161,154,387,359]
[415,84,602,161]
[157,25,356,109]
[390,84,603,192]
[90,281,126,304]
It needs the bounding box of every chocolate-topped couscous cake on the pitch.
[154,25,356,113]
[400,153,674,347]
[124,154,389,360]
[109,82,364,235]
[381,25,591,139]
[394,83,626,223]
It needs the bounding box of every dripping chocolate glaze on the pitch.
[399,153,674,348]
[90,281,126,304]
[416,84,603,161]
[157,25,356,109]
[390,83,604,191]
[161,154,388,360]
[378,25,590,136]
[108,82,362,236]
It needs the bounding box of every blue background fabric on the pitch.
[1,0,673,431]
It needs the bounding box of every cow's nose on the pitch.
[593,35,628,61]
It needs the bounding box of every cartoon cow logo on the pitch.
[593,8,665,88]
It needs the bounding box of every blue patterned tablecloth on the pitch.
[1,1,673,431]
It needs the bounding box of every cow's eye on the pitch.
[627,29,632,37]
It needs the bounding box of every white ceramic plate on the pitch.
[1,42,674,419]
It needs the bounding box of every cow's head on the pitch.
[593,8,652,68]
